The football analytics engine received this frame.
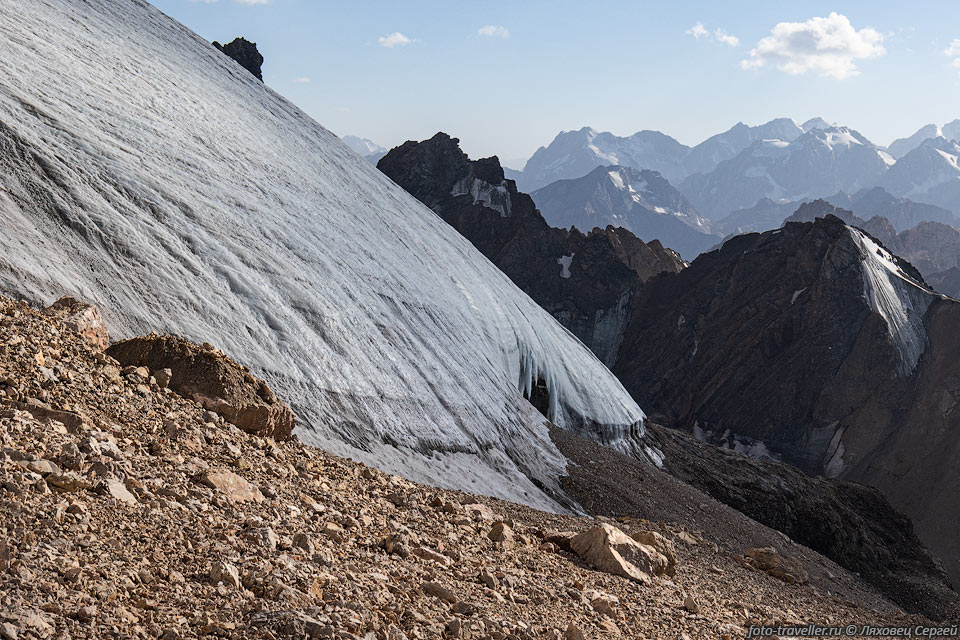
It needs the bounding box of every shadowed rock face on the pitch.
[377,133,685,367]
[106,335,294,440]
[615,209,960,588]
[213,38,263,81]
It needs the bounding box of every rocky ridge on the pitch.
[0,295,938,638]
[614,213,960,590]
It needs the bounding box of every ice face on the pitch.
[848,227,933,375]
[0,0,647,512]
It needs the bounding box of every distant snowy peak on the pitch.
[341,135,386,156]
[800,117,834,132]
[881,137,960,202]
[518,126,691,191]
[530,165,719,259]
[888,121,960,159]
[682,118,805,176]
[341,135,388,164]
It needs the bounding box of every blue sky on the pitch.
[149,1,960,167]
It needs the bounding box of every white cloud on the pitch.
[293,77,310,84]
[478,25,510,38]
[685,22,738,47]
[189,0,269,4]
[944,39,960,74]
[741,12,885,79]
[685,22,708,39]
[378,32,413,48]
[714,29,739,47]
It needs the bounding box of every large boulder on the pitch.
[42,297,109,351]
[105,335,295,440]
[569,523,671,583]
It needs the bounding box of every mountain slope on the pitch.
[614,213,960,586]
[0,0,647,511]
[530,165,720,259]
[377,134,685,372]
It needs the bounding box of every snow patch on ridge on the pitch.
[451,177,512,217]
[557,254,574,279]
[848,227,933,375]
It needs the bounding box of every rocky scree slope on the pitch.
[0,295,940,638]
[615,213,960,589]
[0,0,651,511]
[377,133,685,371]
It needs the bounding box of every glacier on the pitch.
[0,0,647,511]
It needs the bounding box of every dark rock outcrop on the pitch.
[106,335,294,440]
[213,38,263,81]
[377,133,685,367]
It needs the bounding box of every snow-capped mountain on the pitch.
[681,118,806,176]
[887,120,960,159]
[530,165,719,260]
[517,127,691,192]
[0,0,649,511]
[341,135,387,164]
[880,137,960,213]
[680,126,893,220]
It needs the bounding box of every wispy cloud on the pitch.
[293,77,311,84]
[378,32,414,48]
[685,22,738,47]
[685,22,708,39]
[741,12,885,79]
[478,25,510,39]
[714,29,739,47]
[189,0,269,4]
[945,39,960,74]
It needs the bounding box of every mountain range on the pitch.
[497,119,960,247]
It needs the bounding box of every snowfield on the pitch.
[0,0,647,510]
